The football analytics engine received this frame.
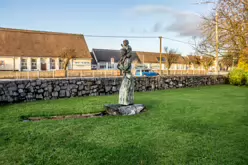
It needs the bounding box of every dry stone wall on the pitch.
[0,75,227,104]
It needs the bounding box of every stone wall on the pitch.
[0,75,227,104]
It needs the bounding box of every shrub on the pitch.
[229,68,246,86]
[238,61,248,72]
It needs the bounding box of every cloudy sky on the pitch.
[0,0,215,55]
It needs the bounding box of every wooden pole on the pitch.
[159,36,163,75]
[215,11,219,74]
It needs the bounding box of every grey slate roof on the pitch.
[92,48,139,63]
[92,49,121,63]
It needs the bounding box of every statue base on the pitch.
[104,104,146,116]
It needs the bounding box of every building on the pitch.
[91,49,120,70]
[135,51,186,70]
[91,48,139,70]
[0,28,92,71]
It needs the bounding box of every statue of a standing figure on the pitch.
[117,40,134,105]
[104,40,145,116]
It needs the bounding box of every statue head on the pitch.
[123,40,129,46]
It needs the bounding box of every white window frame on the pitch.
[50,58,56,70]
[108,62,114,69]
[21,58,28,70]
[59,58,64,70]
[99,63,107,70]
[0,60,5,68]
[31,58,37,70]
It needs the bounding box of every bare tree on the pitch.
[219,53,238,71]
[59,48,77,70]
[164,47,179,75]
[182,56,191,71]
[187,55,201,70]
[200,56,214,72]
[193,0,248,64]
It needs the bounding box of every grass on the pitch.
[0,85,248,165]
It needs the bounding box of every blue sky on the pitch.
[0,0,215,55]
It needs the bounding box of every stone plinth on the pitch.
[104,104,146,116]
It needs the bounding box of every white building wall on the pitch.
[0,57,21,71]
[37,58,41,70]
[71,58,91,70]
[0,57,92,71]
[46,58,50,71]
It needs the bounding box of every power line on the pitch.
[162,37,195,46]
[84,34,194,46]
[84,35,158,39]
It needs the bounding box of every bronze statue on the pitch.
[117,40,134,105]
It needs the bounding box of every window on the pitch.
[21,59,27,70]
[50,58,55,70]
[74,61,90,65]
[59,59,64,70]
[108,62,114,69]
[0,60,4,67]
[156,57,166,62]
[99,63,106,69]
[31,58,37,70]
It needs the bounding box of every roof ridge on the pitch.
[0,27,84,36]
[92,48,121,51]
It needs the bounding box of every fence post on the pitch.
[27,72,29,79]
[181,70,183,75]
[67,70,69,78]
[53,70,55,78]
[105,70,107,78]
[93,70,95,77]
[38,71,40,79]
[193,69,195,75]
[81,70,82,77]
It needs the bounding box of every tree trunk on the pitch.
[63,58,70,70]
[63,58,70,77]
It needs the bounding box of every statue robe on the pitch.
[118,57,134,105]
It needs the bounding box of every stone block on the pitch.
[18,89,24,93]
[66,90,71,97]
[79,85,84,91]
[112,86,117,92]
[41,83,48,88]
[104,104,146,116]
[36,80,42,85]
[36,94,43,99]
[38,89,44,93]
[52,92,58,97]
[54,86,60,92]
[105,86,111,92]
[59,90,66,97]
[18,84,25,89]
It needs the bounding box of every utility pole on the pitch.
[215,11,219,74]
[159,36,163,75]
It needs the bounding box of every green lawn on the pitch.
[0,85,248,165]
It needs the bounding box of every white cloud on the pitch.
[130,5,203,37]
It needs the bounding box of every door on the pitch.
[41,58,46,70]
